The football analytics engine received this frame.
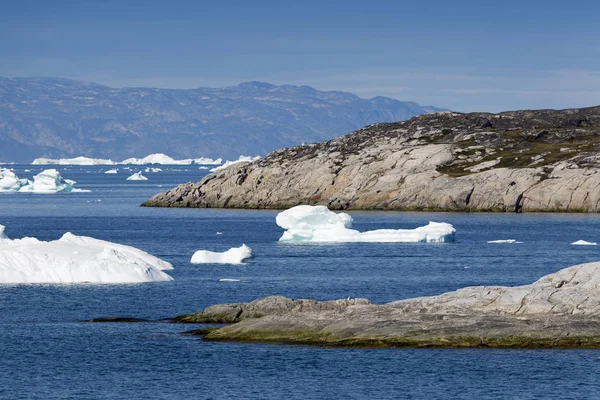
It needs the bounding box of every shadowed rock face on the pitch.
[143,105,600,212]
[179,261,600,348]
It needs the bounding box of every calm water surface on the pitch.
[1,165,600,399]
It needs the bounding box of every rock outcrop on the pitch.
[185,261,600,348]
[143,105,600,212]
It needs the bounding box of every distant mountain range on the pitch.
[0,77,446,162]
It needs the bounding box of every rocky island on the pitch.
[170,261,600,348]
[144,105,600,212]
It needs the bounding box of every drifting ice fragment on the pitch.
[572,240,597,246]
[126,172,148,181]
[190,245,252,264]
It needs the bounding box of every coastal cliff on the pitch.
[143,106,600,212]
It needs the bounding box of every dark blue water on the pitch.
[2,165,600,399]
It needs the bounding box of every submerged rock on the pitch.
[143,106,600,212]
[182,261,600,348]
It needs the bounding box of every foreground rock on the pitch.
[144,105,600,212]
[181,261,600,348]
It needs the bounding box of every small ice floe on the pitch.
[571,240,598,246]
[219,278,242,282]
[276,205,455,243]
[144,167,162,173]
[190,244,252,264]
[126,172,148,181]
[487,240,523,244]
[216,232,223,235]
[0,224,173,284]
[104,168,118,174]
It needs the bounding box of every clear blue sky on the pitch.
[1,0,599,112]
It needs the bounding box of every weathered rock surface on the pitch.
[187,261,600,347]
[143,106,600,212]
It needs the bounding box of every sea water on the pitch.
[1,165,600,399]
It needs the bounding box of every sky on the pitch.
[1,0,599,112]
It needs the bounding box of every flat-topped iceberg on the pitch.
[276,205,455,243]
[191,245,252,264]
[0,169,89,193]
[0,225,173,284]
[126,172,148,181]
[32,153,222,166]
[210,155,260,172]
[104,168,118,174]
[32,156,117,165]
[488,239,523,244]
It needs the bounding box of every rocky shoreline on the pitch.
[143,106,600,212]
[91,261,600,348]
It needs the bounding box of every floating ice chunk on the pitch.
[487,239,523,244]
[216,232,223,235]
[572,240,597,246]
[17,169,90,193]
[210,155,260,172]
[126,172,148,181]
[104,168,118,174]
[276,205,455,243]
[144,167,162,173]
[199,166,209,170]
[190,244,252,264]
[219,278,242,282]
[0,225,173,284]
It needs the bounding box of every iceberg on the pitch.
[1,169,89,193]
[32,154,222,166]
[121,153,222,165]
[126,172,148,181]
[0,225,173,284]
[572,240,597,246]
[487,239,523,244]
[210,155,260,172]
[104,168,119,174]
[144,167,162,173]
[32,156,117,165]
[276,205,455,243]
[0,169,28,192]
[190,244,252,264]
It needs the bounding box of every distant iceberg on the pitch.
[572,240,597,246]
[276,205,455,243]
[0,169,89,193]
[126,172,148,181]
[32,153,222,166]
[121,153,222,165]
[0,225,173,284]
[210,155,260,172]
[487,239,523,244]
[104,168,119,174]
[190,244,252,264]
[144,167,162,173]
[32,156,117,165]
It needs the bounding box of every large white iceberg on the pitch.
[190,244,252,264]
[126,172,148,181]
[32,156,117,165]
[0,169,89,193]
[210,155,260,172]
[0,225,173,284]
[276,205,456,243]
[121,153,222,165]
